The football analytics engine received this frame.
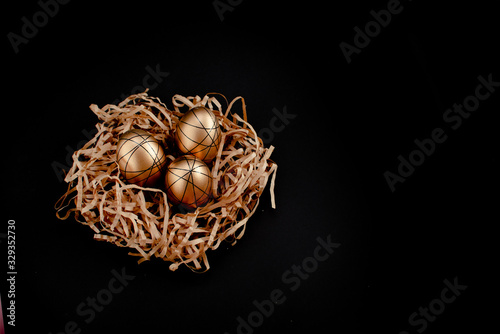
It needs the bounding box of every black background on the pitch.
[2,0,498,333]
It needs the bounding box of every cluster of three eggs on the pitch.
[115,107,222,209]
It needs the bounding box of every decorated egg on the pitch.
[116,129,167,187]
[174,107,222,163]
[165,155,212,209]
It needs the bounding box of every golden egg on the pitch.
[116,129,167,187]
[174,107,222,163]
[165,155,212,209]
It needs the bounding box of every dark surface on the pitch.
[2,1,498,333]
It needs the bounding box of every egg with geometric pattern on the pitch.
[116,129,167,187]
[174,107,222,163]
[165,155,212,209]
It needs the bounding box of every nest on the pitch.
[55,91,277,272]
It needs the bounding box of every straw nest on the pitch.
[55,91,277,271]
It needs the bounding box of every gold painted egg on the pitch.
[116,129,167,187]
[174,107,222,163]
[165,155,212,209]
